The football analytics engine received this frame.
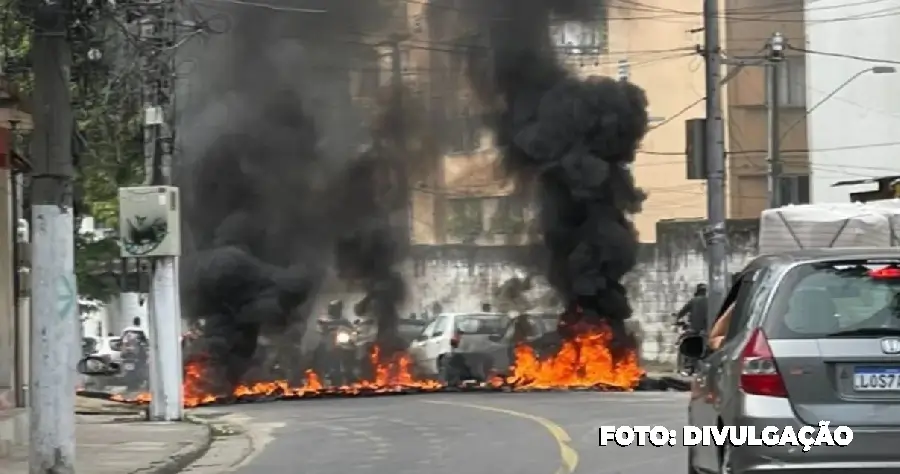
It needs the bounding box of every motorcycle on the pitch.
[315,320,360,387]
[673,317,697,376]
[118,340,149,390]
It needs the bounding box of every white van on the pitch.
[407,312,509,378]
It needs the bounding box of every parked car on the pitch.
[82,336,99,357]
[407,312,510,380]
[680,249,900,474]
[94,336,123,363]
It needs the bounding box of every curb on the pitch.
[130,416,214,474]
[76,409,146,416]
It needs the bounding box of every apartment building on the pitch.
[804,0,900,202]
[403,0,522,246]
[723,0,810,216]
[400,0,724,243]
[599,0,708,241]
[398,0,823,243]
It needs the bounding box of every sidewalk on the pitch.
[0,399,211,473]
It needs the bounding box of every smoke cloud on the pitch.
[462,0,649,344]
[175,0,409,389]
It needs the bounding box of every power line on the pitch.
[789,45,900,65]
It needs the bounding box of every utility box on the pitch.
[685,118,706,180]
[119,186,181,258]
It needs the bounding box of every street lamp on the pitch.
[780,65,896,139]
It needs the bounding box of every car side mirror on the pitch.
[678,334,706,359]
[488,334,503,342]
[77,356,121,376]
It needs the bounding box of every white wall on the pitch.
[806,0,900,203]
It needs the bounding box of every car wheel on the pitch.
[719,444,734,474]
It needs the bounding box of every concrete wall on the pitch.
[805,0,900,202]
[401,218,759,365]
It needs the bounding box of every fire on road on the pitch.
[91,324,651,408]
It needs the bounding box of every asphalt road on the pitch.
[219,391,689,474]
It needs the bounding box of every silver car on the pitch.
[682,249,900,474]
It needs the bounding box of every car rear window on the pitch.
[764,260,900,339]
[457,314,509,335]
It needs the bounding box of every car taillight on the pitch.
[739,328,788,397]
[869,266,900,279]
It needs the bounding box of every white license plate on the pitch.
[123,363,135,371]
[853,368,900,391]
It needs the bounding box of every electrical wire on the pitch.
[788,45,900,66]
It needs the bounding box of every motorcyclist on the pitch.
[675,284,708,333]
[317,300,353,334]
[119,317,149,388]
[674,284,707,376]
[315,300,357,384]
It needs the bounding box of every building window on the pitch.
[779,174,810,205]
[774,57,805,108]
[447,110,480,154]
[549,3,608,55]
[489,196,526,234]
[446,198,483,240]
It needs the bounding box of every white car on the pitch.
[407,312,509,378]
[96,336,123,363]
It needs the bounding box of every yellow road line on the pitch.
[422,400,579,474]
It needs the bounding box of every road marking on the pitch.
[422,400,579,474]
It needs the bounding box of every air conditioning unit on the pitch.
[118,186,181,258]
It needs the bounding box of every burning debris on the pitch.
[83,338,683,408]
[166,0,652,398]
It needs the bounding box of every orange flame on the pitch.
[99,326,643,407]
[499,325,644,390]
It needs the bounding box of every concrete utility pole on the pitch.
[702,0,728,324]
[766,32,785,209]
[28,0,78,470]
[138,4,183,421]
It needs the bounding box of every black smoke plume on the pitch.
[464,0,649,345]
[175,0,407,390]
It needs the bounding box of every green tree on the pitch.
[3,11,145,304]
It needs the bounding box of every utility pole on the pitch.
[702,0,728,325]
[138,1,183,421]
[766,32,785,208]
[28,0,78,470]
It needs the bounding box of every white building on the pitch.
[805,0,900,203]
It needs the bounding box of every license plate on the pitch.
[853,367,900,391]
[123,363,135,371]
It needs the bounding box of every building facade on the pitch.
[0,84,30,454]
[723,0,810,216]
[403,0,734,244]
[805,0,900,202]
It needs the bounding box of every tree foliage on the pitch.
[3,10,145,303]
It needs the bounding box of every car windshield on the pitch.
[765,260,900,338]
[456,314,509,335]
